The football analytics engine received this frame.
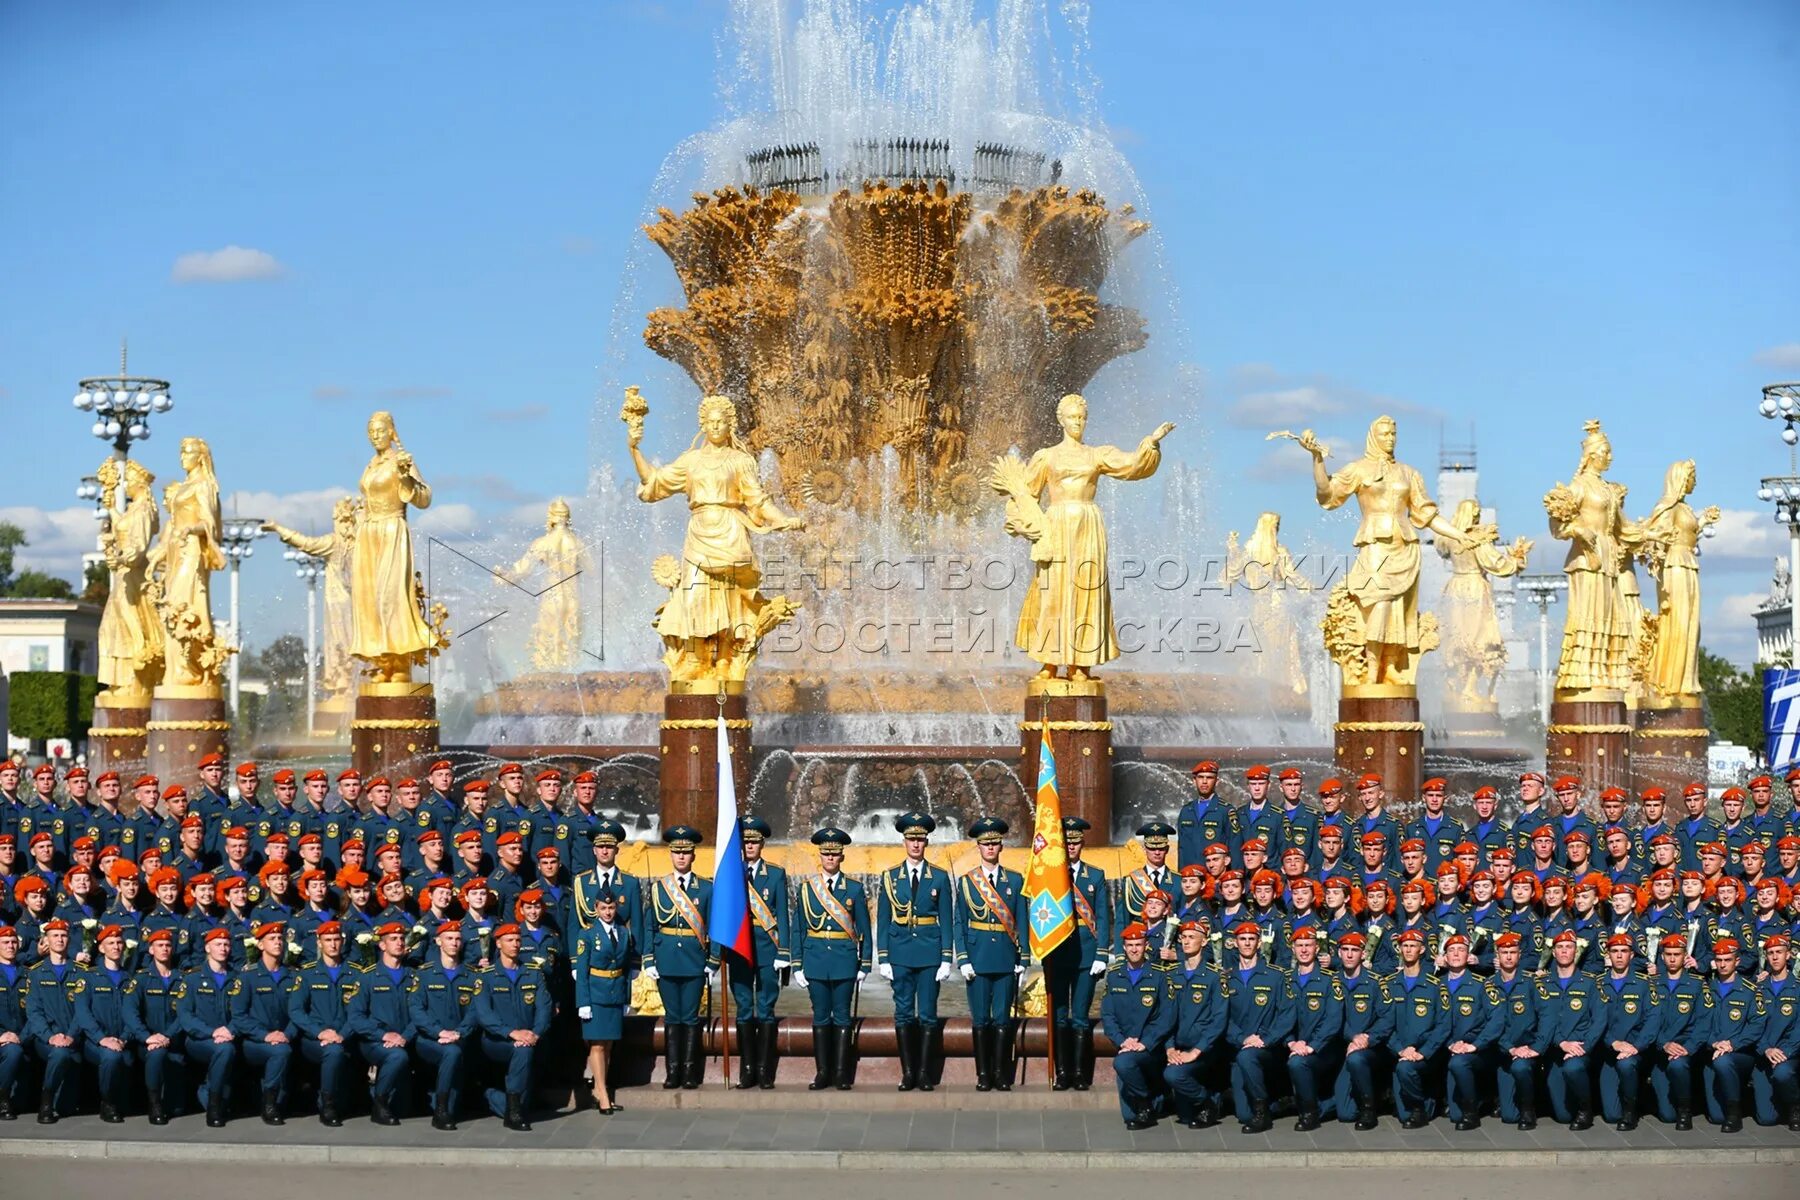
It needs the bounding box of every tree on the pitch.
[0,521,21,593]
[1701,647,1763,756]
[80,560,109,606]
[0,520,77,598]
[258,635,309,690]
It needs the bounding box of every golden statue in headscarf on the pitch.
[1638,459,1720,707]
[265,497,361,701]
[1437,498,1532,712]
[351,411,449,685]
[496,498,590,672]
[96,458,164,702]
[146,437,232,689]
[991,393,1174,682]
[1223,512,1313,695]
[1291,416,1465,690]
[626,390,803,686]
[1543,420,1642,697]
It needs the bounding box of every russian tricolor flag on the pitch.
[708,713,753,959]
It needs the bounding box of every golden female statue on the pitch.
[992,393,1173,681]
[265,498,360,699]
[97,458,164,700]
[1223,512,1313,695]
[1640,459,1720,705]
[1437,498,1532,711]
[1543,420,1640,696]
[626,392,803,685]
[496,498,589,672]
[1296,416,1465,688]
[351,411,445,684]
[146,437,228,689]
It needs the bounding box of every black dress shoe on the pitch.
[1453,1116,1480,1131]
[1720,1107,1743,1134]
[1295,1111,1322,1133]
[100,1102,124,1125]
[1674,1107,1692,1132]
[1354,1107,1379,1131]
[430,1098,457,1132]
[0,1098,13,1122]
[1516,1108,1537,1132]
[1400,1111,1432,1130]
[37,1104,56,1125]
[1615,1114,1638,1132]
[319,1100,343,1128]
[1124,1113,1156,1131]
[369,1095,400,1127]
[147,1097,169,1126]
[1568,1110,1593,1132]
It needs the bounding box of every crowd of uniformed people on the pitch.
[0,751,1797,1138]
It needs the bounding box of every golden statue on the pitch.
[1543,420,1641,697]
[1638,459,1720,707]
[1436,498,1532,712]
[626,391,804,686]
[991,393,1173,682]
[351,411,448,685]
[495,498,590,672]
[96,458,164,702]
[1289,417,1464,690]
[1223,512,1313,695]
[145,437,231,690]
[264,498,360,700]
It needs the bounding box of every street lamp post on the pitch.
[71,340,172,462]
[219,518,266,719]
[1757,382,1800,662]
[285,546,326,734]
[1518,573,1568,723]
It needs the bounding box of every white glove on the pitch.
[959,964,976,981]
[772,958,790,971]
[1089,959,1109,977]
[705,967,719,986]
[1014,964,1027,977]
[644,964,659,982]
[877,963,893,981]
[578,1006,593,1020]
[793,969,809,989]
[570,967,579,980]
[856,970,867,985]
[935,963,952,983]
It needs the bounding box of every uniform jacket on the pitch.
[1289,965,1344,1046]
[1653,970,1712,1048]
[644,872,716,977]
[1223,960,1296,1045]
[125,964,184,1041]
[229,962,299,1040]
[571,920,634,1010]
[349,962,414,1041]
[791,873,870,981]
[74,964,134,1044]
[1100,962,1171,1051]
[1596,969,1661,1049]
[1387,968,1452,1056]
[1176,797,1238,871]
[1163,961,1227,1050]
[1533,968,1604,1054]
[289,960,360,1039]
[410,960,481,1039]
[875,860,953,970]
[953,866,1026,973]
[178,965,236,1040]
[1441,970,1502,1050]
[23,959,83,1041]
[1707,977,1767,1048]
[471,964,552,1039]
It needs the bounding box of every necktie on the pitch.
[911,868,920,890]
[607,924,617,953]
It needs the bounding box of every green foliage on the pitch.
[6,672,92,743]
[1700,647,1764,755]
[80,560,109,606]
[0,521,77,598]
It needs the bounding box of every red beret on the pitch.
[253,921,285,939]
[493,922,521,939]
[1244,764,1270,782]
[375,921,408,938]
[1121,923,1148,940]
[1356,773,1383,789]
[304,769,329,784]
[198,753,226,770]
[1553,775,1580,792]
[1473,786,1498,801]
[1712,938,1739,956]
[429,760,453,773]
[495,763,524,779]
[1317,779,1344,798]
[203,927,231,945]
[535,769,563,784]
[1605,933,1635,950]
[1336,932,1366,948]
[272,769,296,785]
[496,831,522,848]
[145,928,175,946]
[337,769,361,783]
[1495,932,1523,949]
[133,775,158,790]
[1683,782,1707,800]
[235,762,258,777]
[573,771,598,785]
[1421,777,1446,792]
[1395,928,1425,946]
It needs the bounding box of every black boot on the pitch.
[1401,1108,1432,1130]
[1517,1103,1537,1132]
[808,1025,834,1091]
[1073,1025,1094,1091]
[1614,1101,1637,1132]
[1124,1108,1156,1130]
[147,1093,168,1127]
[973,1027,995,1092]
[100,1099,124,1124]
[319,1095,342,1128]
[503,1091,531,1132]
[896,1023,919,1092]
[37,1092,56,1125]
[1051,1026,1073,1091]
[1354,1086,1379,1131]
[757,1020,780,1089]
[205,1092,227,1129]
[1674,1103,1692,1132]
[431,1095,457,1131]
[1453,1113,1480,1132]
[1721,1102,1743,1134]
[370,1093,399,1127]
[682,1025,705,1089]
[919,1023,939,1092]
[1243,1100,1272,1134]
[0,1095,12,1121]
[1295,1108,1322,1132]
[834,1026,856,1091]
[662,1025,684,1089]
[1568,1107,1592,1132]
[736,1021,759,1089]
[261,1088,285,1126]
[994,1025,1015,1092]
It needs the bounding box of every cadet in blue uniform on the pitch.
[1594,929,1660,1129]
[1239,765,1285,860]
[553,772,607,876]
[643,826,715,1090]
[472,922,550,1131]
[1388,926,1451,1128]
[126,927,186,1124]
[1176,761,1239,870]
[875,812,953,1092]
[75,924,136,1122]
[1674,782,1723,873]
[1161,919,1226,1127]
[1276,768,1319,868]
[1222,919,1295,1132]
[0,925,26,1120]
[572,887,632,1114]
[792,827,869,1091]
[22,918,80,1123]
[1405,777,1466,873]
[1103,922,1171,1129]
[1651,931,1711,1129]
[350,920,414,1126]
[955,816,1027,1092]
[1534,928,1603,1130]
[1042,816,1109,1091]
[1284,925,1343,1131]
[1438,933,1501,1129]
[230,921,297,1125]
[1703,937,1765,1132]
[1751,932,1799,1129]
[1488,931,1542,1127]
[1331,931,1392,1127]
[731,817,788,1090]
[410,921,478,1131]
[290,921,359,1126]
[179,927,239,1126]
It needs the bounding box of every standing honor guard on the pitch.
[572,887,633,1114]
[791,827,869,1092]
[643,826,715,1090]
[876,812,953,1092]
[956,817,1028,1092]
[1042,815,1110,1091]
[573,818,642,942]
[732,816,788,1090]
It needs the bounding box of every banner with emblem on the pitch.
[1024,723,1075,959]
[1766,668,1800,772]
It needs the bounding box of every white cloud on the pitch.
[1246,441,1318,482]
[170,245,284,284]
[0,505,101,575]
[1706,508,1786,567]
[1717,590,1771,626]
[1226,386,1342,429]
[222,488,354,533]
[1754,343,1800,371]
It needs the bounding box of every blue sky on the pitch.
[0,0,1794,670]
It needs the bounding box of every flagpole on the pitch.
[720,956,733,1087]
[1040,703,1056,1091]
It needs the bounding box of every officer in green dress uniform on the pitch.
[1116,820,1177,949]
[955,816,1027,1092]
[875,812,953,1093]
[643,826,716,1090]
[573,819,643,945]
[791,827,868,1091]
[472,922,551,1131]
[1103,922,1172,1129]
[1042,815,1110,1091]
[731,816,788,1090]
[289,921,359,1127]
